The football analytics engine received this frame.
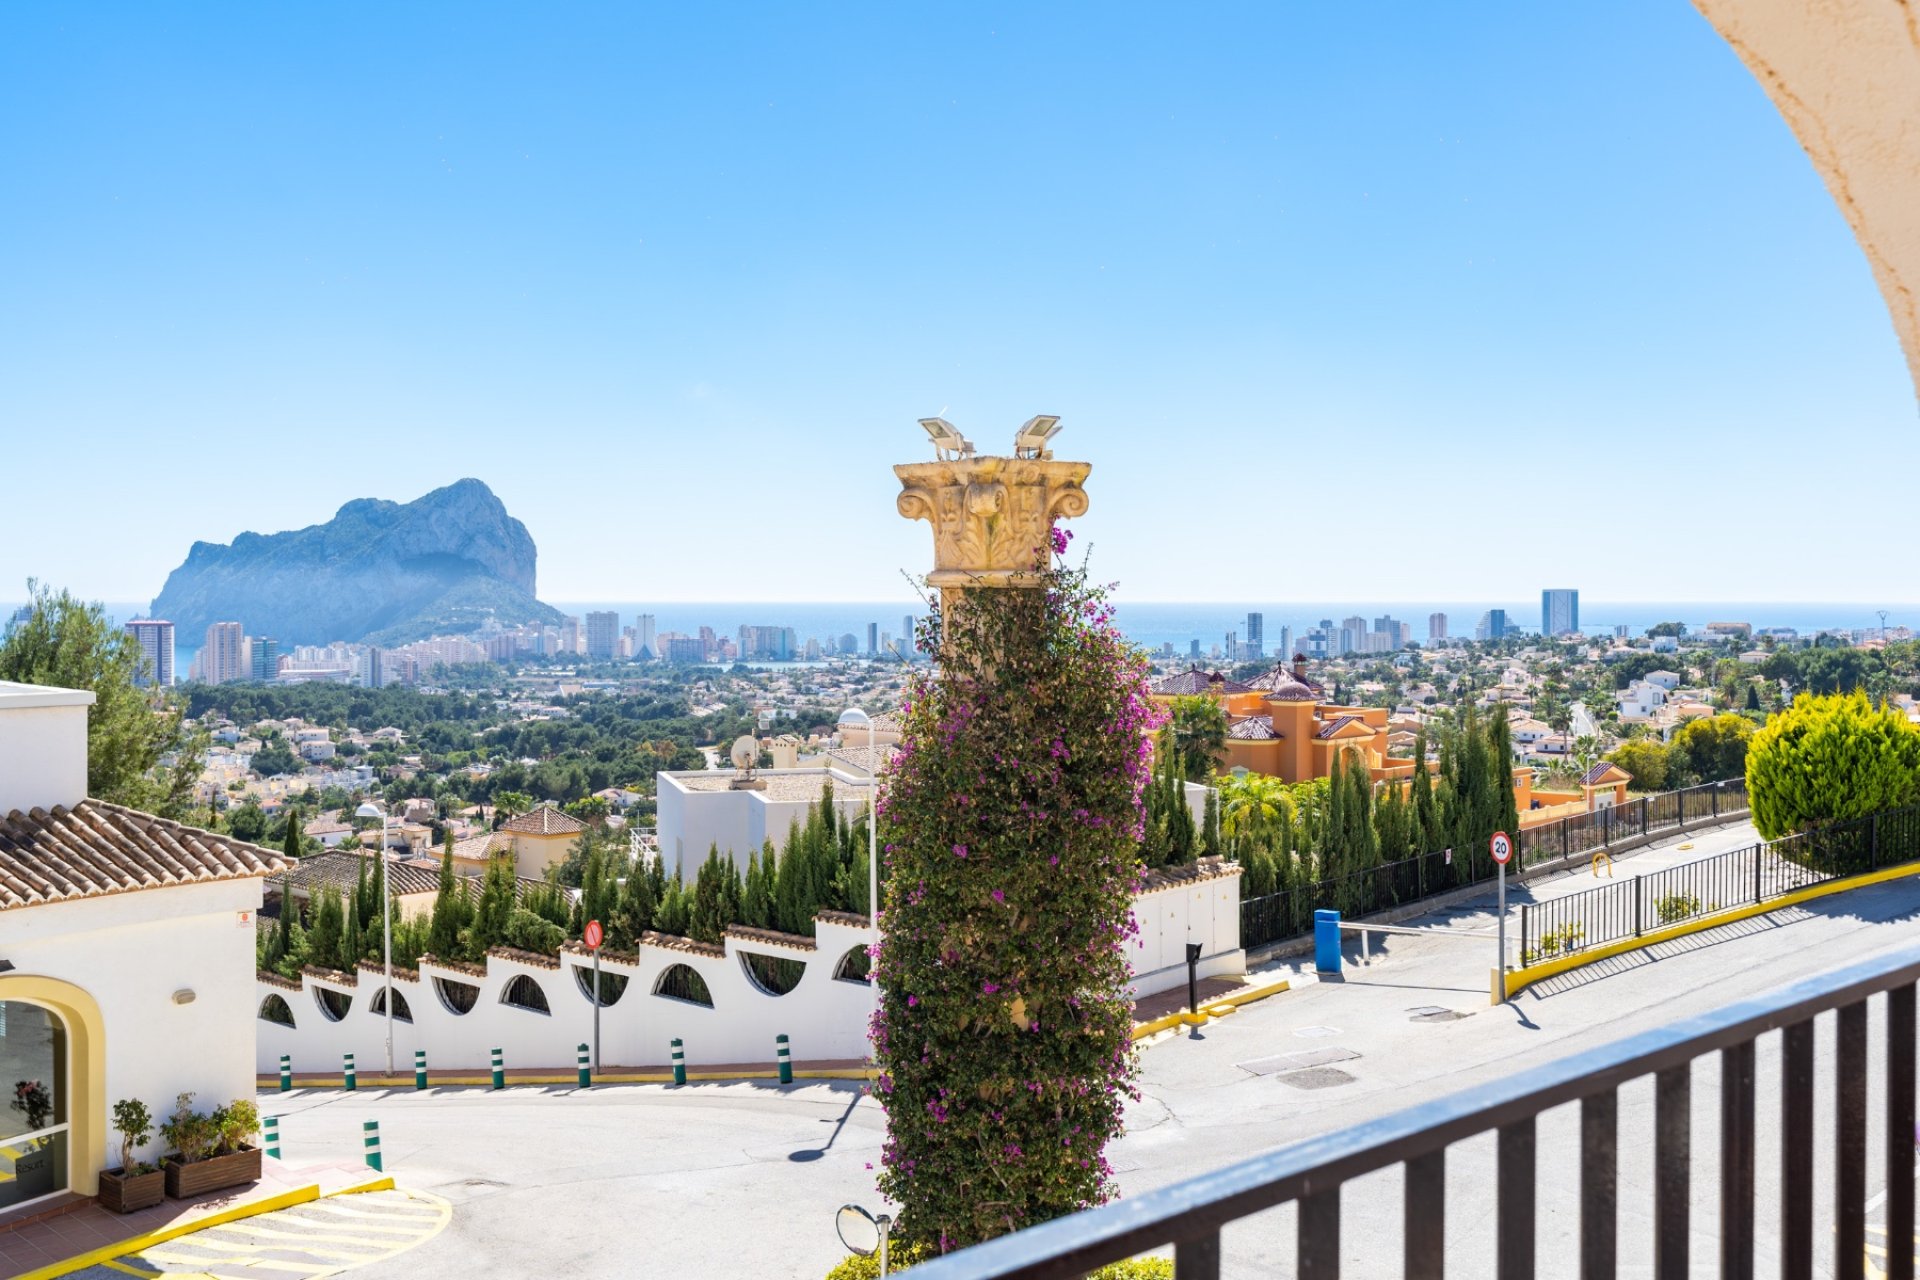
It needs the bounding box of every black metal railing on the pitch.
[1239,779,1750,951]
[903,943,1920,1279]
[1521,802,1920,963]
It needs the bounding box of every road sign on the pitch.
[1490,831,1513,865]
[584,919,604,950]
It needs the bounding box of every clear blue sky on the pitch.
[2,4,1912,605]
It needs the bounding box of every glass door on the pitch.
[0,1001,70,1210]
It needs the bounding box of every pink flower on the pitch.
[982,981,1000,994]
[953,843,968,859]
[991,888,1005,904]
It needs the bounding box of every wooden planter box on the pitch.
[163,1146,261,1199]
[98,1166,165,1214]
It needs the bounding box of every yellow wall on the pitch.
[0,976,106,1197]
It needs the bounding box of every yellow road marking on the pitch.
[269,1211,432,1236]
[100,1263,161,1278]
[143,1231,379,1263]
[201,1221,401,1248]
[301,1200,442,1222]
[210,1262,335,1277]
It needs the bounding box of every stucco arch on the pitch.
[0,974,107,1196]
[1695,0,1920,398]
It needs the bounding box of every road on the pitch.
[249,821,1920,1279]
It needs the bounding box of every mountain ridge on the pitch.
[151,479,565,647]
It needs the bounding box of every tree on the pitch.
[0,582,207,819]
[1167,695,1228,781]
[1410,727,1440,853]
[1571,735,1602,778]
[1606,739,1669,793]
[492,792,532,829]
[467,856,518,954]
[1646,621,1687,638]
[1217,772,1292,839]
[305,887,346,972]
[689,846,744,944]
[1747,693,1920,839]
[426,832,473,961]
[1668,713,1755,787]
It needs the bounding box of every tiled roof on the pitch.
[0,800,292,913]
[499,805,586,836]
[1150,666,1255,697]
[274,850,442,898]
[1316,715,1366,739]
[638,930,726,959]
[826,745,897,775]
[725,924,818,953]
[1226,715,1281,741]
[1245,662,1326,698]
[1582,761,1630,786]
[1139,856,1243,894]
[419,953,489,978]
[487,945,562,970]
[302,964,358,987]
[814,909,871,929]
[257,970,302,991]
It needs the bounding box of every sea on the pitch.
[24,600,1918,679]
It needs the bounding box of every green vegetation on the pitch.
[1747,692,1920,839]
[0,582,206,819]
[825,1247,1170,1279]
[1604,713,1753,793]
[1655,893,1703,924]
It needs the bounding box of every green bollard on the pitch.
[414,1048,427,1091]
[490,1046,504,1090]
[577,1042,591,1089]
[670,1037,686,1087]
[362,1119,382,1172]
[279,1054,292,1092]
[776,1033,793,1085]
[343,1052,357,1092]
[263,1114,280,1160]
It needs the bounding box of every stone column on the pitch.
[893,454,1091,606]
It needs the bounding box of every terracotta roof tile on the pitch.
[498,805,586,836]
[1316,714,1364,739]
[1227,715,1280,741]
[638,930,726,959]
[354,959,421,983]
[1138,856,1244,894]
[813,909,872,929]
[419,953,489,978]
[301,964,359,986]
[0,800,292,912]
[1151,666,1256,697]
[256,970,302,991]
[725,924,818,953]
[486,945,561,970]
[274,850,441,898]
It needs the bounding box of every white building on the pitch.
[122,619,175,688]
[0,680,286,1211]
[655,765,875,877]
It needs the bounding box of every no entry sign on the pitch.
[584,919,604,950]
[1490,831,1513,865]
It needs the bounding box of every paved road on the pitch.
[252,821,1920,1279]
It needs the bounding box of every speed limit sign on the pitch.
[1490,831,1513,865]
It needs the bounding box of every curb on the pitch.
[1132,977,1292,1042]
[255,1066,877,1090]
[14,1174,402,1280]
[1501,856,1920,1001]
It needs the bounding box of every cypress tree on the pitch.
[306,886,345,971]
[426,840,470,960]
[282,806,303,862]
[1201,785,1223,859]
[469,856,517,954]
[1411,726,1438,853]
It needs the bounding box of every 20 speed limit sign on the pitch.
[1489,831,1514,865]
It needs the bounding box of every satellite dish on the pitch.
[730,735,759,771]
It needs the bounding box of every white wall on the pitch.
[657,768,872,878]
[9,878,265,1174]
[0,685,92,814]
[258,870,1245,1073]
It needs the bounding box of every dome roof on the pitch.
[1263,675,1320,703]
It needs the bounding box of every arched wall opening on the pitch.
[0,976,106,1200]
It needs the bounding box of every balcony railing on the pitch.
[905,941,1920,1279]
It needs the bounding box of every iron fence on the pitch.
[904,943,1920,1280]
[1522,802,1920,963]
[1239,779,1749,952]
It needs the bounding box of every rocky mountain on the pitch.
[151,478,566,647]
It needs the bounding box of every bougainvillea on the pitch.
[870,528,1162,1250]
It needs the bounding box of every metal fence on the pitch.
[904,942,1920,1279]
[1239,779,1749,952]
[1521,802,1920,964]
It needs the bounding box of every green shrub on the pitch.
[825,1245,1169,1280]
[158,1092,217,1164]
[111,1098,153,1175]
[1521,923,1585,965]
[1655,893,1702,925]
[1747,692,1920,840]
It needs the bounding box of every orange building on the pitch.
[1149,657,1415,785]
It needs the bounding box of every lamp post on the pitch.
[354,800,395,1077]
[837,708,881,1007]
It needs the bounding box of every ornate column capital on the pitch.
[894,455,1091,589]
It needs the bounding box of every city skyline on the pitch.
[2,6,1916,604]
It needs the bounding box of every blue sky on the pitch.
[2,4,1913,605]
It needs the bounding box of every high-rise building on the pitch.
[1428,613,1448,643]
[1542,589,1580,637]
[636,614,658,660]
[839,632,857,655]
[666,636,705,664]
[1475,610,1510,642]
[1614,624,1630,640]
[903,614,917,657]
[1189,639,1201,659]
[1245,613,1264,660]
[585,611,620,660]
[867,623,879,657]
[1277,626,1292,661]
[1226,630,1239,660]
[123,619,174,687]
[249,636,280,682]
[202,621,245,684]
[357,646,387,689]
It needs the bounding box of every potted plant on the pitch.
[159,1093,262,1198]
[98,1098,164,1213]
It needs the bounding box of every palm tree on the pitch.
[1572,735,1602,777]
[1218,773,1293,838]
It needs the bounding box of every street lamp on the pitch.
[354,800,395,1077]
[837,708,882,1003]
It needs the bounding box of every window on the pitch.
[368,986,413,1023]
[739,951,806,996]
[653,964,714,1008]
[434,978,479,1015]
[832,946,872,985]
[574,967,628,1007]
[258,995,296,1027]
[0,1001,70,1210]
[314,987,353,1023]
[502,975,551,1015]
